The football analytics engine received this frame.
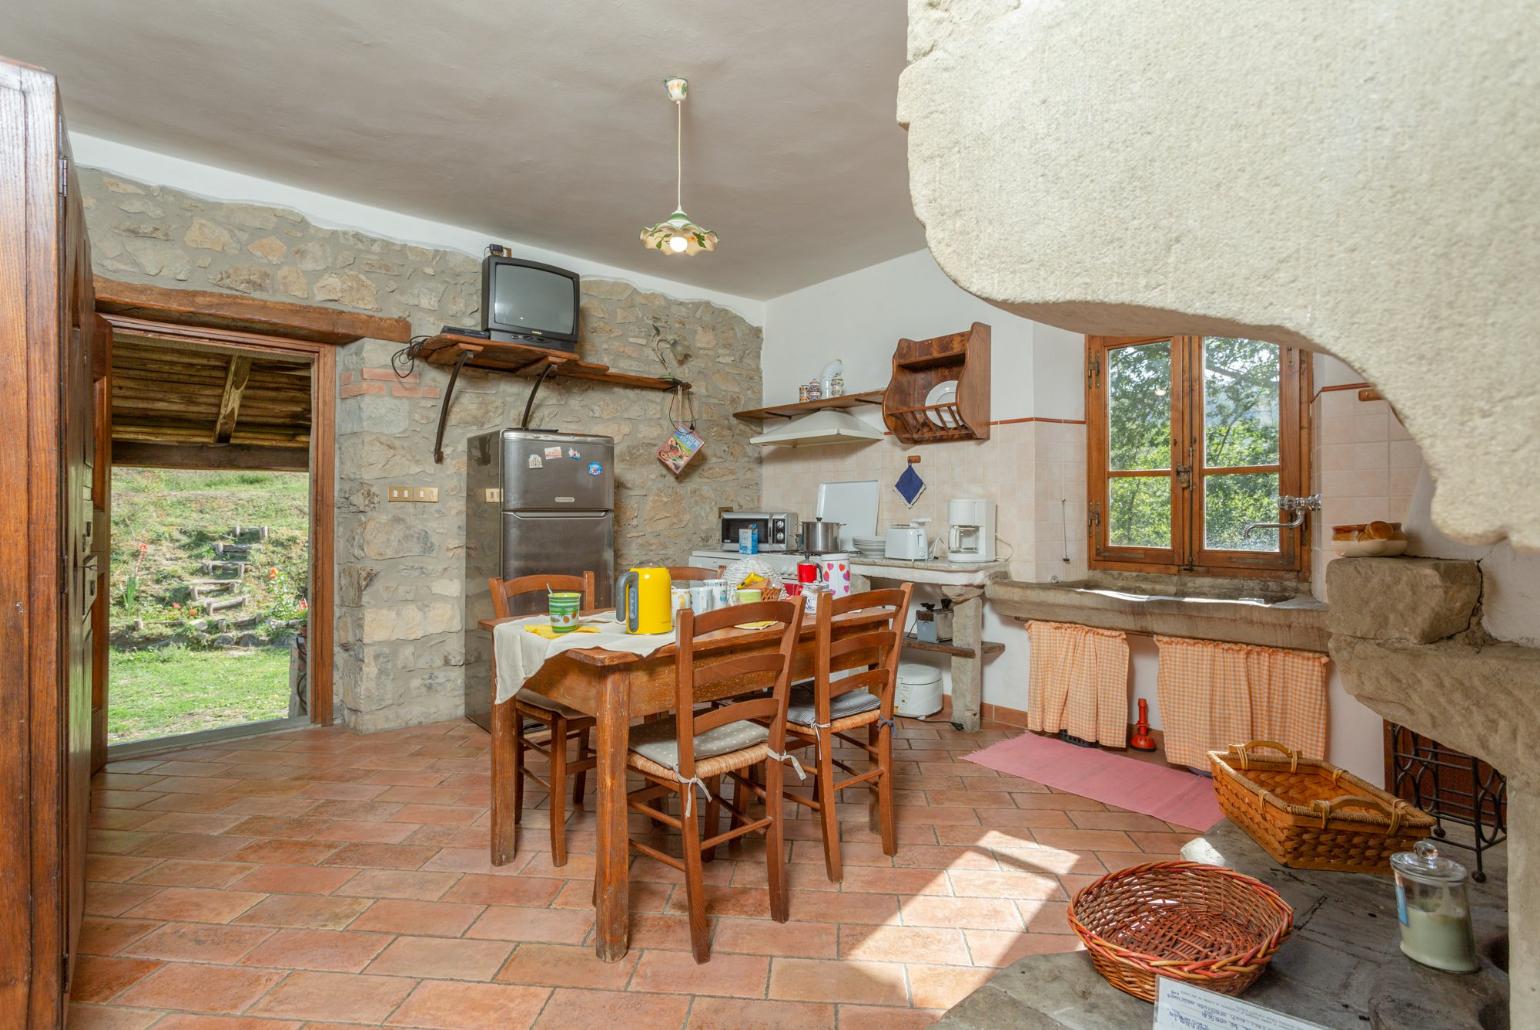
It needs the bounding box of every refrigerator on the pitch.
[463,428,615,730]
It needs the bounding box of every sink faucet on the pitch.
[1242,494,1322,537]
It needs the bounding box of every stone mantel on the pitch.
[986,579,1329,652]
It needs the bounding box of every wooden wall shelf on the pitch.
[417,332,685,392]
[882,322,991,444]
[733,390,884,423]
[417,332,687,465]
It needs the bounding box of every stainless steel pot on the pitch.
[799,518,844,554]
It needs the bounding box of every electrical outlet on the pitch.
[388,485,439,503]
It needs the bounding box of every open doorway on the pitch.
[102,317,335,754]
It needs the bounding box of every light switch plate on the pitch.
[388,485,439,503]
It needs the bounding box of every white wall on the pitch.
[70,134,765,325]
[762,249,1043,420]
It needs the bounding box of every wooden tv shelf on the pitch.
[733,390,884,423]
[418,332,686,392]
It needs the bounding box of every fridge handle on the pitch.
[505,510,610,520]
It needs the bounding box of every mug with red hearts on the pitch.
[818,553,851,598]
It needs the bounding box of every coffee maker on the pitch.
[947,498,995,562]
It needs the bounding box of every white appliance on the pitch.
[885,523,929,560]
[894,663,944,718]
[947,498,996,563]
[816,480,879,551]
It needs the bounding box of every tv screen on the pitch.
[481,257,580,348]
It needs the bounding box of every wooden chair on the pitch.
[488,571,598,867]
[782,584,912,881]
[666,565,720,581]
[625,599,803,962]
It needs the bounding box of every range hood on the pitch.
[749,409,884,448]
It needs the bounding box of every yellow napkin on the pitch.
[734,620,777,631]
[524,624,600,639]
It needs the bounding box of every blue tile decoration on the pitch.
[895,465,926,507]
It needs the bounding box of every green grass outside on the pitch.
[109,646,294,743]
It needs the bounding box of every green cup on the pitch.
[734,587,762,605]
[548,591,582,633]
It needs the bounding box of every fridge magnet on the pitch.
[543,445,562,460]
[527,454,543,469]
[567,448,581,460]
[587,462,604,476]
[895,465,926,507]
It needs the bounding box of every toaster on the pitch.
[884,523,929,560]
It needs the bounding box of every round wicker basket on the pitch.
[1067,860,1293,1002]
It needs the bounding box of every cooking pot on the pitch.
[799,518,844,554]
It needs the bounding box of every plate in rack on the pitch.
[924,380,960,427]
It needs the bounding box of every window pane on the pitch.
[1204,472,1280,551]
[1203,337,1279,468]
[1108,341,1172,471]
[1108,476,1171,549]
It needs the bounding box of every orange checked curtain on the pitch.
[1026,621,1131,748]
[1154,636,1329,768]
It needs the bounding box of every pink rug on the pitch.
[965,731,1224,831]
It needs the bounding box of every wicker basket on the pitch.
[1210,740,1435,874]
[1068,860,1293,1002]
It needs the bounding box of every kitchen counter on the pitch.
[848,556,1008,588]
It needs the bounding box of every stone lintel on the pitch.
[1326,557,1482,644]
[1329,635,1540,779]
[986,580,1328,652]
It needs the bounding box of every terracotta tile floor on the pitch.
[70,717,1193,1028]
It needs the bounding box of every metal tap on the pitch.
[1241,494,1322,537]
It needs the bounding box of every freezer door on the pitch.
[500,431,614,511]
[501,510,615,611]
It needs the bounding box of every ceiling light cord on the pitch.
[675,98,683,212]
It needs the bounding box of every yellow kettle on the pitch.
[615,566,672,634]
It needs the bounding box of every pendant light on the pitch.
[641,77,717,256]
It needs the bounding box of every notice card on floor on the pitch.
[1154,979,1327,1030]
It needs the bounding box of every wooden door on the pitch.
[0,57,98,1026]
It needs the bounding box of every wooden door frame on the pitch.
[99,314,337,727]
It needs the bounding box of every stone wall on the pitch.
[81,170,763,730]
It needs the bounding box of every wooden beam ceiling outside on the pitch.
[112,441,308,473]
[95,277,412,345]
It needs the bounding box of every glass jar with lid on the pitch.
[1390,840,1478,973]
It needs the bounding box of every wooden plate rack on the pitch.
[881,322,991,444]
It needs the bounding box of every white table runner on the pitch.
[492,613,677,705]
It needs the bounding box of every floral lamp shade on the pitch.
[641,210,717,255]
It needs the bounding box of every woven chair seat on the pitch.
[788,708,881,737]
[514,692,591,723]
[628,742,772,782]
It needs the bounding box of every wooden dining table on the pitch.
[480,607,889,962]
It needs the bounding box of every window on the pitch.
[1085,335,1309,577]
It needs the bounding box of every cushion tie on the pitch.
[667,773,713,818]
[765,748,808,781]
[875,716,897,733]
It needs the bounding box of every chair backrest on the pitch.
[812,584,913,723]
[665,565,720,582]
[488,571,596,619]
[671,599,803,780]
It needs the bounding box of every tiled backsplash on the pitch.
[760,418,1089,583]
[1310,386,1424,598]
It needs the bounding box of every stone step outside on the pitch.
[204,595,247,614]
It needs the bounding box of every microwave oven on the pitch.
[719,511,796,551]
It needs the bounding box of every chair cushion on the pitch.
[628,718,770,773]
[516,691,585,720]
[786,687,881,727]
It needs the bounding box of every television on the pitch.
[480,256,581,351]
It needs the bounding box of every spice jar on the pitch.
[1390,840,1478,973]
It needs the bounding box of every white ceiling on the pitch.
[7,1,923,299]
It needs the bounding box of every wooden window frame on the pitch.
[1086,335,1311,579]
